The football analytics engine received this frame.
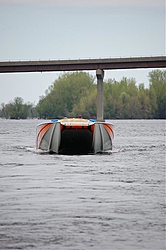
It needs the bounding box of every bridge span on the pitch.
[0,56,165,121]
[0,56,165,73]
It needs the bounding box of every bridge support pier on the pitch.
[96,69,104,122]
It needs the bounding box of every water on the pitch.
[0,119,165,250]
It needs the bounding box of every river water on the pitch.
[0,119,165,250]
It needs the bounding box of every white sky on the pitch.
[0,0,165,105]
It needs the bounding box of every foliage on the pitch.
[148,70,166,118]
[0,70,165,119]
[0,97,35,119]
[35,70,165,119]
[36,72,96,119]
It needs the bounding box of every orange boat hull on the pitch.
[36,118,114,154]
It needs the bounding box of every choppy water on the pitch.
[0,119,165,250]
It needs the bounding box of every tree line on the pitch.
[0,97,37,119]
[0,70,165,119]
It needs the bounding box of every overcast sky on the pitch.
[0,0,165,104]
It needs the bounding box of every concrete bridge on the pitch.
[0,56,165,121]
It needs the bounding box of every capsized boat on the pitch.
[36,118,114,154]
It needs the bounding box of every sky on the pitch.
[0,0,165,105]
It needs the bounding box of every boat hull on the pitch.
[36,118,114,154]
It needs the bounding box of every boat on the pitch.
[36,118,114,154]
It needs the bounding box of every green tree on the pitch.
[104,77,140,119]
[72,87,97,118]
[148,70,166,118]
[0,97,33,119]
[137,84,151,118]
[1,70,165,120]
[36,72,96,118]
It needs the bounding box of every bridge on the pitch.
[0,56,165,121]
[0,56,165,73]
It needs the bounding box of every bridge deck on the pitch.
[0,56,165,73]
